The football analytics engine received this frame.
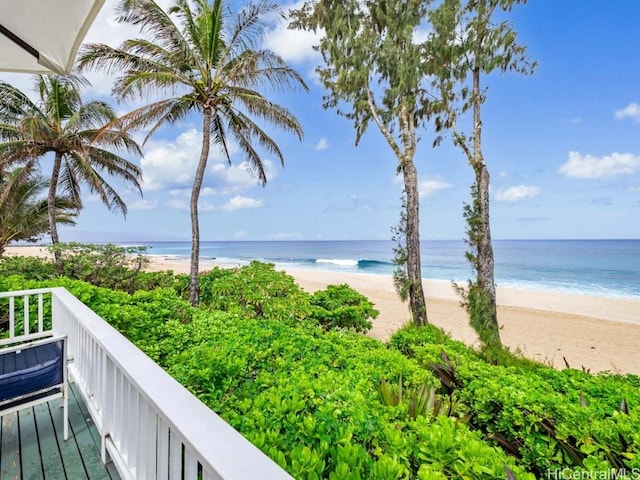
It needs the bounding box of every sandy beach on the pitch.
[4,245,640,374]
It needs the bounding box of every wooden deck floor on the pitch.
[0,383,120,480]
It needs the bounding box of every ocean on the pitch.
[132,239,640,299]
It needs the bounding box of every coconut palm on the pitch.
[0,167,76,258]
[78,0,307,305]
[0,75,143,265]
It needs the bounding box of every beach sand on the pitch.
[5,245,640,374]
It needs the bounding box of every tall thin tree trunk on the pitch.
[189,109,213,306]
[475,163,498,333]
[48,152,63,270]
[403,159,428,326]
[472,67,499,342]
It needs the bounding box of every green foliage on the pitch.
[454,184,501,349]
[162,310,528,479]
[391,192,409,302]
[396,327,640,477]
[3,264,639,479]
[0,255,56,280]
[204,262,312,321]
[0,273,193,361]
[309,284,378,333]
[0,167,76,256]
[0,75,143,248]
[377,374,463,421]
[389,323,478,362]
[78,0,307,306]
[49,243,149,291]
[455,280,500,347]
[291,1,431,326]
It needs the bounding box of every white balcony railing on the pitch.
[0,288,293,480]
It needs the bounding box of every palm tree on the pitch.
[0,75,143,265]
[0,167,76,258]
[78,0,307,306]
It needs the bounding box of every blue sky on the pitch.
[3,0,640,242]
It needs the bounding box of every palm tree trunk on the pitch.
[403,159,428,326]
[189,109,213,306]
[48,152,63,269]
[472,67,499,344]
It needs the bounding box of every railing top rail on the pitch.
[50,287,292,480]
[0,287,55,298]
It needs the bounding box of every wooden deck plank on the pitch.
[1,412,21,480]
[32,403,65,480]
[18,408,44,479]
[49,396,90,480]
[71,385,120,479]
[66,386,112,480]
[1,386,119,480]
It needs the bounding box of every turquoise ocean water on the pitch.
[131,239,640,299]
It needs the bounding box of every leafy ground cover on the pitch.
[1,249,638,479]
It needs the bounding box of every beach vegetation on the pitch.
[0,167,76,258]
[291,0,432,326]
[78,0,308,307]
[309,283,378,333]
[0,75,143,267]
[48,242,150,291]
[430,0,536,346]
[391,192,411,303]
[203,261,313,321]
[1,257,639,478]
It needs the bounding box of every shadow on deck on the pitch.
[0,382,120,479]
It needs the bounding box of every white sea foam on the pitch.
[316,258,358,267]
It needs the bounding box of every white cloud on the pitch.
[314,137,329,151]
[210,160,277,191]
[141,128,276,194]
[263,1,323,64]
[129,199,158,210]
[496,185,541,202]
[418,179,452,197]
[166,195,264,212]
[234,230,249,239]
[141,129,203,191]
[220,196,264,212]
[615,103,640,123]
[559,151,640,179]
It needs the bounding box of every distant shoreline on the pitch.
[5,245,640,374]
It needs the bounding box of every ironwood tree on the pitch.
[430,0,536,345]
[291,0,436,325]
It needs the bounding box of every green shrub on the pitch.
[3,263,640,479]
[0,255,56,280]
[205,261,313,321]
[309,284,378,333]
[163,311,529,479]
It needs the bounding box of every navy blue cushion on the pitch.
[0,340,64,403]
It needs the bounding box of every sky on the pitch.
[2,0,640,242]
